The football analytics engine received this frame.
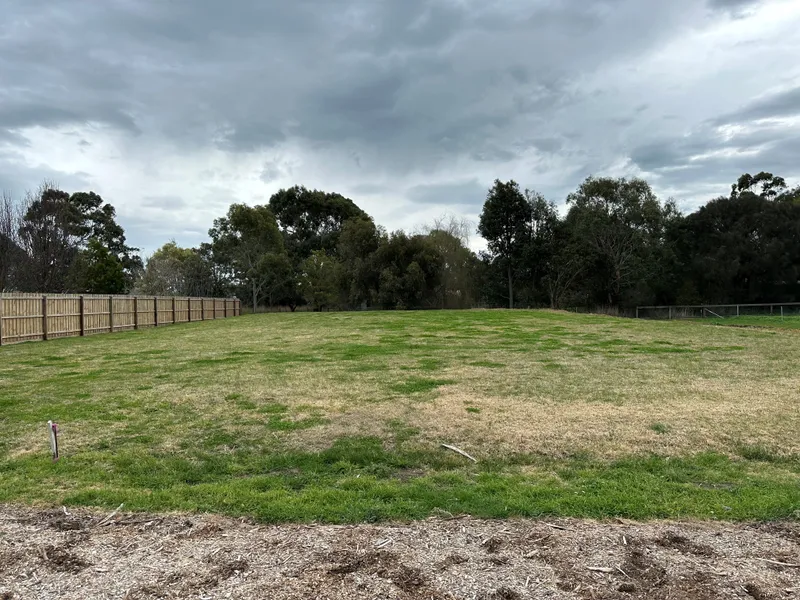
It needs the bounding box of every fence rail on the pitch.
[0,293,240,346]
[636,302,800,320]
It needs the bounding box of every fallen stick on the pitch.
[544,522,569,531]
[587,567,614,574]
[440,444,477,463]
[97,503,124,526]
[756,558,800,568]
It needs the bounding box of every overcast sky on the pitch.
[2,0,799,255]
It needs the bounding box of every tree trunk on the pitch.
[252,284,258,313]
[507,265,514,309]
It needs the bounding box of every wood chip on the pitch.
[756,558,800,568]
[97,503,124,526]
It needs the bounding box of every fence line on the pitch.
[635,302,800,320]
[0,293,240,346]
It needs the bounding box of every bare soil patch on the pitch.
[1,506,798,599]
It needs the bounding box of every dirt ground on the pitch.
[1,506,798,600]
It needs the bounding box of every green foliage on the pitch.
[12,184,141,293]
[675,187,800,304]
[269,186,368,260]
[478,180,531,308]
[300,250,341,310]
[209,204,286,308]
[373,232,443,309]
[77,238,126,294]
[564,176,679,307]
[136,241,197,295]
[337,218,382,308]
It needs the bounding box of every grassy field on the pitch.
[1,310,798,522]
[706,314,800,330]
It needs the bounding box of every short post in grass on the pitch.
[47,421,59,461]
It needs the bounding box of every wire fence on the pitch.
[635,302,800,320]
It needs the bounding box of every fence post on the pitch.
[133,296,139,330]
[42,295,48,341]
[201,298,205,320]
[172,296,177,324]
[781,306,784,320]
[668,306,672,320]
[79,295,85,336]
[188,298,193,322]
[0,295,4,346]
[154,296,159,327]
[737,305,740,317]
[635,306,639,319]
[109,296,114,333]
[225,299,228,318]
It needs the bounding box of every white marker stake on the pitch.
[47,420,59,461]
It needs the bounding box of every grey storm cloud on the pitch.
[406,180,489,208]
[630,81,800,201]
[708,0,763,9]
[714,86,800,125]
[0,0,798,252]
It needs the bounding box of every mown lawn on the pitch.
[1,310,798,522]
[706,314,800,330]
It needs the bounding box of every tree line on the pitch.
[1,172,798,310]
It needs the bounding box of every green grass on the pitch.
[650,422,670,435]
[1,309,799,522]
[705,315,800,330]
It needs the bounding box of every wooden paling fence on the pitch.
[0,293,240,346]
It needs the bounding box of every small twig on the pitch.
[616,566,631,579]
[113,517,163,527]
[440,443,477,463]
[528,534,552,544]
[443,513,470,521]
[587,567,614,574]
[544,522,569,531]
[756,558,800,568]
[62,506,71,516]
[525,576,530,587]
[97,503,124,526]
[374,538,393,549]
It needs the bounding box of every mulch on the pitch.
[1,505,798,599]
